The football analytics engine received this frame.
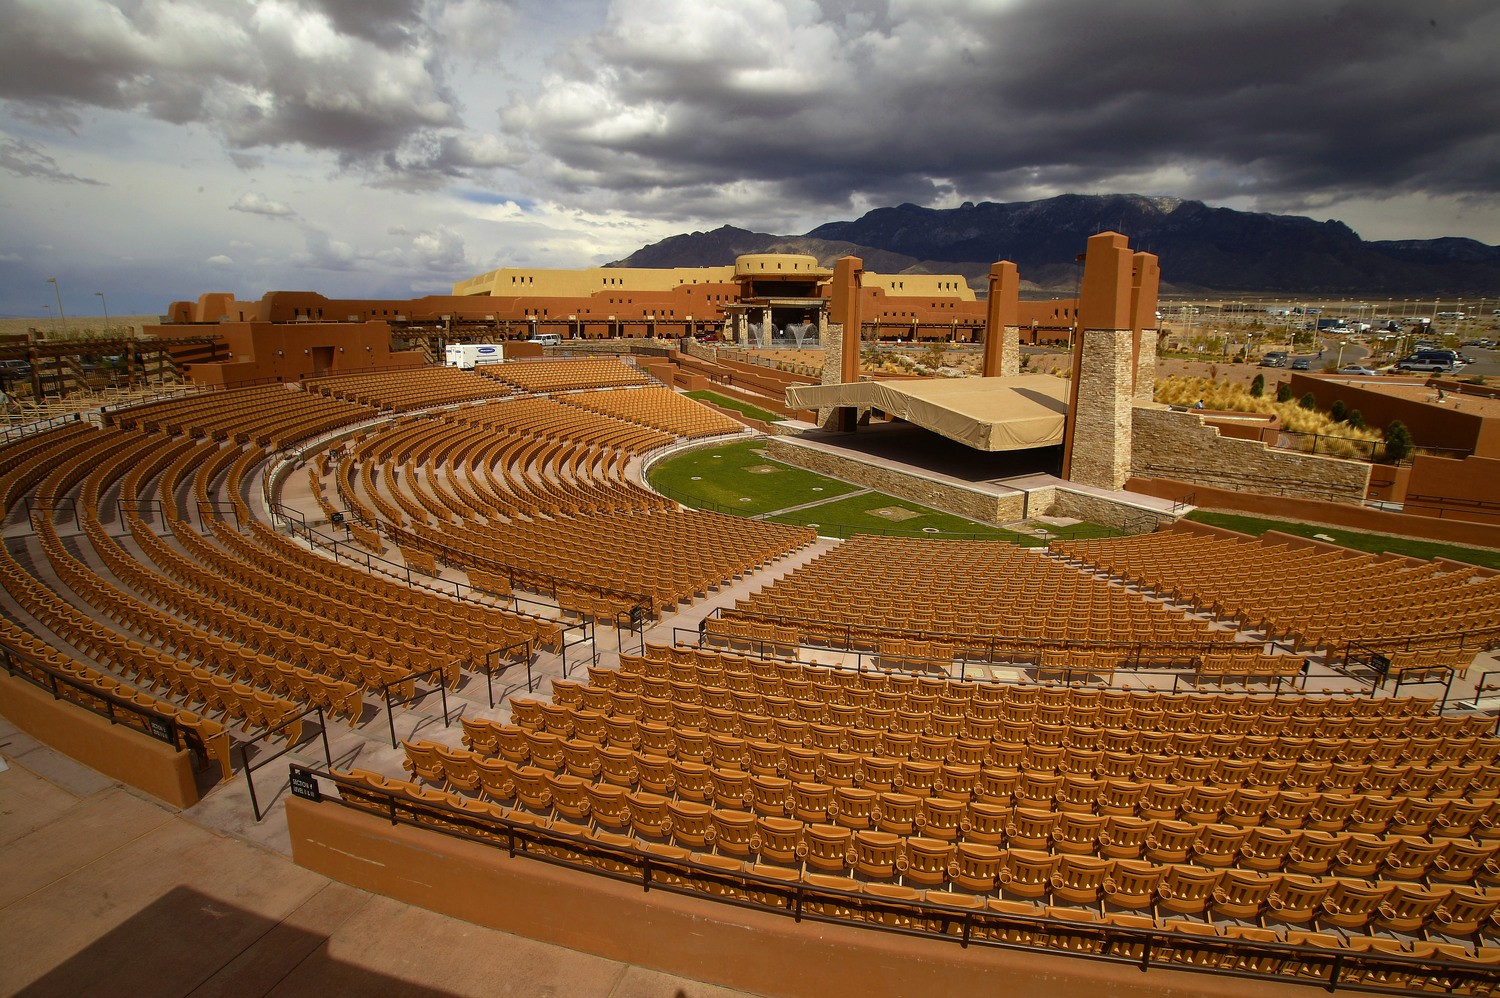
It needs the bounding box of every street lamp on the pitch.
[95,291,111,335]
[46,277,66,334]
[42,304,55,334]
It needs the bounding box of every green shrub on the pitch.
[1348,409,1365,430]
[1250,374,1265,397]
[1299,392,1317,410]
[1330,399,1347,421]
[1385,420,1413,462]
[1276,383,1292,403]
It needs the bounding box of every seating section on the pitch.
[107,383,372,450]
[376,642,1500,978]
[1056,526,1500,660]
[721,535,1237,671]
[478,358,653,393]
[323,392,811,620]
[6,355,1500,992]
[559,387,744,439]
[305,367,508,412]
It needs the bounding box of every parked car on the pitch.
[1290,358,1311,370]
[1393,350,1460,373]
[1259,352,1288,368]
[1337,365,1380,376]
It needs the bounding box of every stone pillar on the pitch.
[981,260,1021,378]
[762,307,772,344]
[1062,232,1138,489]
[1068,328,1135,489]
[1129,251,1161,401]
[1134,328,1159,401]
[817,321,844,427]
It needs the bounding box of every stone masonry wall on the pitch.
[1048,488,1175,533]
[766,438,1026,523]
[1132,405,1372,502]
[816,321,845,427]
[1134,328,1158,401]
[1069,328,1134,489]
[1000,325,1021,377]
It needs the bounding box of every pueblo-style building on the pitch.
[161,254,1085,347]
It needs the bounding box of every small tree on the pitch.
[1348,409,1365,430]
[1276,383,1292,403]
[1299,392,1317,410]
[1385,420,1413,462]
[1250,374,1265,397]
[1330,399,1347,421]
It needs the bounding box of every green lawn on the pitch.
[684,390,782,424]
[647,439,861,514]
[1185,510,1500,570]
[768,493,1029,542]
[650,439,1030,541]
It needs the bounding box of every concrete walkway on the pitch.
[0,718,755,998]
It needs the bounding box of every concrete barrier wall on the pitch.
[0,671,199,808]
[286,797,1249,998]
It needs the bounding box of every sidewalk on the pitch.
[0,717,754,998]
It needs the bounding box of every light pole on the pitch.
[95,291,111,335]
[1337,340,1347,369]
[42,304,55,335]
[46,277,66,334]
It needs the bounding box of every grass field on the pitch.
[767,493,1026,541]
[683,390,782,424]
[648,439,862,514]
[650,438,1046,541]
[1185,510,1500,569]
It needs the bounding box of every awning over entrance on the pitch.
[785,375,1071,452]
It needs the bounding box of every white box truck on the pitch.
[444,343,505,369]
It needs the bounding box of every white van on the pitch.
[531,333,562,347]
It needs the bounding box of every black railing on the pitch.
[0,639,194,753]
[381,664,453,749]
[289,763,1500,996]
[241,704,333,821]
[480,638,534,708]
[679,615,1238,685]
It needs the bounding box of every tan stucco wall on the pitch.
[0,671,199,808]
[456,264,739,297]
[286,798,1278,998]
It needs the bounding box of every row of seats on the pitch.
[305,367,508,413]
[391,749,1500,939]
[622,643,1443,718]
[330,767,1500,993]
[475,358,653,393]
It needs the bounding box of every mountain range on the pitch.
[610,194,1500,295]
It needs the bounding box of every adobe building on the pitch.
[143,302,425,386]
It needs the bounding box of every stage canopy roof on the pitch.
[784,375,1071,452]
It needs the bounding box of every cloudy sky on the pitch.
[2,0,1498,318]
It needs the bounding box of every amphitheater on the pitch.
[2,356,1499,996]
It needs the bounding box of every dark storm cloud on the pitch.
[0,0,513,179]
[310,0,424,47]
[512,0,1500,223]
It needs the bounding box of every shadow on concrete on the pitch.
[18,886,458,998]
